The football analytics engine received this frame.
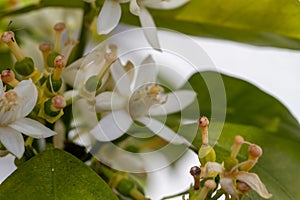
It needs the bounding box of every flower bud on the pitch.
[46,75,62,93]
[47,52,60,68]
[84,75,102,92]
[198,145,216,166]
[14,57,35,76]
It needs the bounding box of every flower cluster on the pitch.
[0,22,77,158]
[186,116,272,200]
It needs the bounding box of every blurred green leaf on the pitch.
[0,148,118,200]
[121,0,300,50]
[181,71,300,199]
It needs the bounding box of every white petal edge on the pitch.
[237,171,273,199]
[149,90,196,116]
[129,0,141,15]
[136,116,191,146]
[9,118,56,138]
[220,177,238,199]
[133,55,157,90]
[203,162,224,176]
[110,59,132,97]
[138,7,161,50]
[0,127,24,159]
[14,79,37,117]
[90,110,132,142]
[144,0,190,10]
[95,91,127,112]
[97,0,122,34]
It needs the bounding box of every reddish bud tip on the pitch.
[248,144,263,158]
[39,42,52,52]
[52,95,66,109]
[54,55,66,68]
[190,166,201,177]
[234,135,244,145]
[198,116,209,127]
[1,31,15,43]
[1,69,15,83]
[54,22,66,32]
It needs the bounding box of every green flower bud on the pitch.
[198,145,216,166]
[46,75,62,93]
[116,179,135,197]
[47,52,60,68]
[44,98,61,117]
[224,156,239,171]
[14,57,34,76]
[85,75,102,92]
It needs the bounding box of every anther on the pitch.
[190,166,201,190]
[1,69,19,87]
[53,22,66,52]
[1,31,25,61]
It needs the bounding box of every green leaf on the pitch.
[0,148,118,200]
[121,0,300,50]
[183,71,300,199]
[40,0,84,8]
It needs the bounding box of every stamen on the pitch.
[51,95,66,110]
[240,144,262,171]
[198,116,209,145]
[1,69,19,87]
[53,22,66,53]
[39,42,52,72]
[1,31,25,61]
[53,55,66,80]
[230,135,244,158]
[198,179,216,200]
[190,166,201,190]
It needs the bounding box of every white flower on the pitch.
[90,55,196,146]
[97,0,190,49]
[0,79,56,158]
[202,162,272,199]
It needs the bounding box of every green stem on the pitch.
[68,2,97,63]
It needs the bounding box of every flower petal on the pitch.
[14,79,37,117]
[144,0,190,9]
[136,116,191,146]
[0,127,24,159]
[129,0,141,15]
[97,0,122,34]
[203,162,224,176]
[9,118,56,138]
[149,90,196,116]
[133,55,157,90]
[220,177,239,199]
[90,110,132,142]
[138,7,161,50]
[110,59,132,97]
[95,91,127,112]
[237,171,272,199]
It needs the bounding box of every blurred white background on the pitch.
[0,28,299,200]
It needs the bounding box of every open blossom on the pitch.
[202,161,272,199]
[0,79,56,158]
[97,0,190,49]
[90,55,195,145]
